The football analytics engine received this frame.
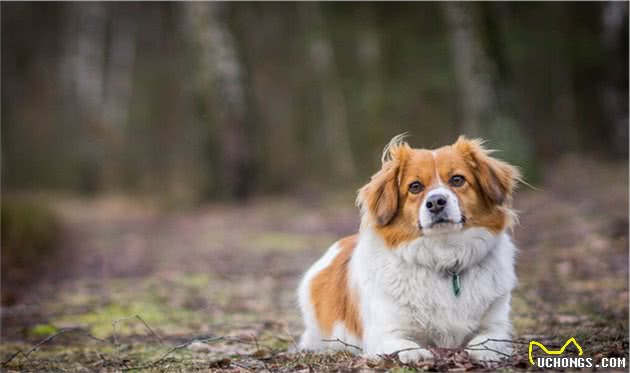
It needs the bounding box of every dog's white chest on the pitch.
[387,266,504,347]
[353,228,517,349]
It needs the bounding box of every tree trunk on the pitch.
[305,3,356,181]
[102,5,136,132]
[442,2,491,137]
[442,3,533,173]
[184,2,254,200]
[74,2,108,193]
[357,5,386,163]
[102,5,137,190]
[602,1,629,157]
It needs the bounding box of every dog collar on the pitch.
[447,270,461,297]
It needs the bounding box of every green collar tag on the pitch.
[451,272,461,297]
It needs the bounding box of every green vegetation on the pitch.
[1,198,61,265]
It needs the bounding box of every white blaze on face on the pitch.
[419,186,463,234]
[420,150,464,235]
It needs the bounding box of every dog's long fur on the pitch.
[298,136,520,362]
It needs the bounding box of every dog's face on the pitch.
[357,135,520,247]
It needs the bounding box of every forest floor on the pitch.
[1,156,628,372]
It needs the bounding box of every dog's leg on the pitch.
[466,293,513,362]
[361,294,433,363]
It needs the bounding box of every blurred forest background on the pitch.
[1,2,629,371]
[2,2,628,202]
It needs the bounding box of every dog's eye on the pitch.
[449,175,466,187]
[408,181,424,194]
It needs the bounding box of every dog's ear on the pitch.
[454,136,520,206]
[357,135,410,226]
[358,161,400,226]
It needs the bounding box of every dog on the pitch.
[297,135,520,363]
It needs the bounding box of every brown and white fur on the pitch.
[297,135,520,363]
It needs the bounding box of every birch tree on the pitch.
[184,2,254,199]
[442,2,532,169]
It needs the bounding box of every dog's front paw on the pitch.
[375,339,433,363]
[466,337,511,364]
[398,347,433,363]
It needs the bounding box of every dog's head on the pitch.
[357,135,520,247]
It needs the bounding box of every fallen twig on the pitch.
[378,346,431,361]
[466,338,530,347]
[1,328,108,366]
[112,314,165,347]
[464,346,512,358]
[252,333,274,372]
[321,338,362,351]
[121,336,226,371]
[231,360,256,372]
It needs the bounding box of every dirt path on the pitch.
[2,157,628,371]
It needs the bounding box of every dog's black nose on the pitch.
[425,194,447,214]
